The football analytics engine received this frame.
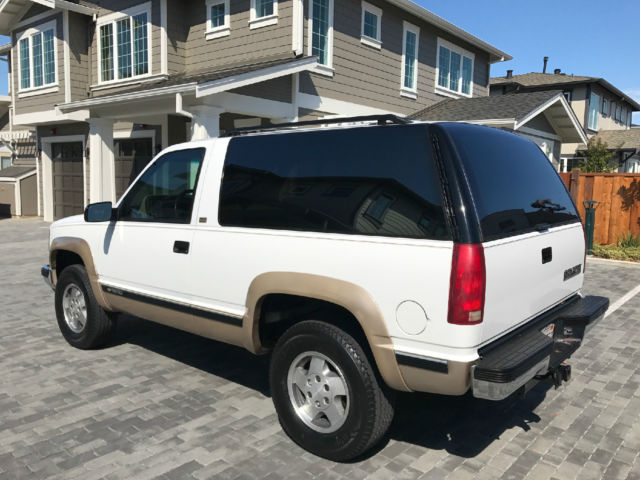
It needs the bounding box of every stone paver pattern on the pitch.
[1,218,639,479]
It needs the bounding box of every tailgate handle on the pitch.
[541,247,552,264]
[173,240,190,254]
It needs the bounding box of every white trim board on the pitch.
[196,57,318,98]
[297,92,404,117]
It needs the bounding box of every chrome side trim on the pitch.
[472,357,549,401]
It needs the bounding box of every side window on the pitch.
[118,148,205,223]
[218,126,451,241]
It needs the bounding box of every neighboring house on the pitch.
[583,129,640,173]
[0,94,38,217]
[410,90,587,169]
[0,0,510,221]
[491,69,640,173]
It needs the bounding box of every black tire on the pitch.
[270,320,395,461]
[55,264,115,349]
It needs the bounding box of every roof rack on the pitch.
[222,114,409,137]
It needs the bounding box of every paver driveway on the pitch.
[1,218,639,480]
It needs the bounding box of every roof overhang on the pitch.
[514,93,588,144]
[58,56,319,113]
[0,0,96,35]
[387,0,512,63]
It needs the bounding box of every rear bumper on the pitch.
[472,295,609,401]
[41,265,54,291]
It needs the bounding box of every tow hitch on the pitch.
[535,362,572,389]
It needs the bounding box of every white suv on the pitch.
[42,116,608,461]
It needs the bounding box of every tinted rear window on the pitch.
[219,125,450,240]
[445,124,580,241]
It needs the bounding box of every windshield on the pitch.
[444,123,580,242]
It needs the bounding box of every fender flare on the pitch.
[243,272,410,392]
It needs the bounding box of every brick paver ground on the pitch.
[1,218,639,479]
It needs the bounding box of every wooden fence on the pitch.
[559,171,640,245]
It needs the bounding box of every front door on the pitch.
[52,142,84,220]
[97,146,207,303]
[114,137,154,200]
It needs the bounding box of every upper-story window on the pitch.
[621,108,627,125]
[615,103,621,122]
[588,92,599,130]
[309,0,334,75]
[602,99,608,116]
[206,0,230,39]
[360,1,382,49]
[98,3,151,84]
[400,21,419,99]
[250,0,278,29]
[436,38,474,98]
[17,20,56,92]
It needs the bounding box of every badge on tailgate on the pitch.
[563,264,582,281]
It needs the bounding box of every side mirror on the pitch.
[84,202,116,222]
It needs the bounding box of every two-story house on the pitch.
[0,0,510,221]
[490,69,640,173]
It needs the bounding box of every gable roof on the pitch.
[410,91,588,144]
[0,0,96,34]
[491,73,640,111]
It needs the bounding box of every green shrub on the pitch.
[617,231,640,248]
[592,244,640,262]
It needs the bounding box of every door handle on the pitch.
[173,240,190,254]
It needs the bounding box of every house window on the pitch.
[250,0,278,29]
[360,1,382,49]
[206,0,230,39]
[0,156,11,170]
[588,92,599,130]
[400,21,419,98]
[615,104,621,122]
[98,4,150,84]
[622,108,627,125]
[309,0,333,72]
[17,20,56,92]
[602,99,608,116]
[436,38,474,97]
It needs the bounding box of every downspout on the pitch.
[292,0,304,56]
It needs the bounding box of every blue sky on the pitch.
[0,0,638,122]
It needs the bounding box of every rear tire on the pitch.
[270,320,394,461]
[55,265,115,349]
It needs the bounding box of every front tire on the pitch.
[270,320,394,461]
[55,265,115,349]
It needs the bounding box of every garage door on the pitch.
[115,138,154,200]
[52,142,84,220]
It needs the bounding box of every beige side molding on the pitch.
[50,237,113,311]
[243,272,410,392]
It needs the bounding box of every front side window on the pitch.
[437,39,474,97]
[98,7,149,83]
[17,21,56,91]
[250,0,278,28]
[615,104,621,122]
[311,0,332,67]
[361,1,382,48]
[206,0,230,38]
[602,99,608,116]
[622,108,627,125]
[588,92,599,130]
[401,22,419,97]
[219,125,451,240]
[118,148,205,223]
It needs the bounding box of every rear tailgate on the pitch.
[440,123,584,344]
[482,224,585,343]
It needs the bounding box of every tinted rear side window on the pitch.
[444,124,579,242]
[219,125,450,240]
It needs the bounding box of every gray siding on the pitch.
[69,12,90,102]
[166,0,186,74]
[89,0,163,97]
[230,76,292,103]
[13,13,66,115]
[183,0,294,74]
[526,113,555,135]
[300,0,490,115]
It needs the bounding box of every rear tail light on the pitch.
[448,243,486,325]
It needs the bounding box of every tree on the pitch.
[577,137,617,173]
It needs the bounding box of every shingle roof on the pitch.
[491,73,640,111]
[0,165,35,179]
[591,129,640,151]
[410,90,561,122]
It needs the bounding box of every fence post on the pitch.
[569,169,580,204]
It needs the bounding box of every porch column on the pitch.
[189,106,225,140]
[88,118,115,204]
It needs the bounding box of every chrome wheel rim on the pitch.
[62,284,87,334]
[287,351,350,433]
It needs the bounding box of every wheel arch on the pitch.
[50,237,113,311]
[243,272,409,392]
